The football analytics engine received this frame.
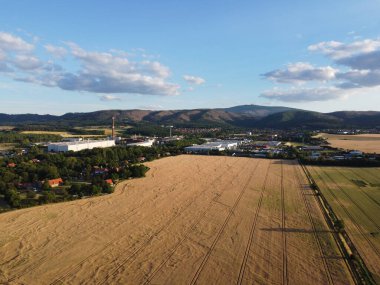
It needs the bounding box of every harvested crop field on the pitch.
[0,156,354,285]
[308,166,380,283]
[317,133,380,153]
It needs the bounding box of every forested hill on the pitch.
[0,105,379,129]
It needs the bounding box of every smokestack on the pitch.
[112,116,115,139]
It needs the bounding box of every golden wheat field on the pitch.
[318,133,380,153]
[0,156,354,284]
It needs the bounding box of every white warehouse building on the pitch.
[48,139,116,152]
[126,139,155,147]
[184,140,240,153]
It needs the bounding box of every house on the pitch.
[105,179,114,186]
[137,157,146,162]
[349,150,363,156]
[47,178,63,188]
[93,167,109,175]
[7,162,16,168]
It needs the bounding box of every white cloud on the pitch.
[138,104,164,110]
[337,69,380,89]
[0,31,34,53]
[183,75,205,85]
[100,95,122,101]
[335,50,380,70]
[0,62,13,72]
[263,62,337,84]
[44,44,67,58]
[58,43,179,95]
[262,37,380,102]
[308,38,380,60]
[260,87,345,102]
[0,31,181,97]
[12,55,42,70]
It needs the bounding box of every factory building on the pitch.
[184,140,240,153]
[126,139,155,147]
[48,139,115,152]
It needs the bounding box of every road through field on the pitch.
[0,156,354,284]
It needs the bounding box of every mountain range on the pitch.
[1,105,380,129]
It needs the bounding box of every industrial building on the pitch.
[47,139,115,152]
[126,139,155,147]
[184,140,240,153]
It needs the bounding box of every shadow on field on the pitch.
[260,227,331,234]
[271,160,297,165]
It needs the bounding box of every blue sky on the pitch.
[0,0,380,114]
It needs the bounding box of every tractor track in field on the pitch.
[143,160,264,285]
[236,162,271,285]
[189,161,266,285]
[280,161,289,285]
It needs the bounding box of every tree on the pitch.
[39,191,56,204]
[334,219,345,232]
[26,190,36,199]
[91,185,102,195]
[4,188,21,208]
[42,181,51,191]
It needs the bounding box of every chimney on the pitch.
[112,116,115,139]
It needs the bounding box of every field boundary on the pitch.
[298,160,376,285]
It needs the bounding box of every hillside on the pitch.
[0,105,379,129]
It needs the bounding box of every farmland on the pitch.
[20,130,106,138]
[0,156,353,284]
[308,166,380,283]
[318,133,380,153]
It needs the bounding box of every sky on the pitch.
[0,0,380,115]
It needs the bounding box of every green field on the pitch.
[308,166,380,283]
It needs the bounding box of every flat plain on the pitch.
[318,133,380,153]
[308,166,380,283]
[0,156,354,285]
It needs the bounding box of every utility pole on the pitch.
[112,116,115,139]
[169,125,173,138]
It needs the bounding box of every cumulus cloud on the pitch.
[263,62,337,84]
[337,69,380,89]
[44,44,67,58]
[261,87,345,102]
[138,104,164,110]
[100,95,122,101]
[11,55,42,70]
[0,31,182,97]
[308,38,380,60]
[0,62,13,72]
[55,43,179,95]
[0,32,34,53]
[262,37,380,102]
[183,75,205,85]
[335,50,380,70]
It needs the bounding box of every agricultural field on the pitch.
[317,133,380,153]
[75,126,130,136]
[308,166,380,283]
[0,156,354,284]
[0,126,15,131]
[20,130,106,138]
[0,143,16,151]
